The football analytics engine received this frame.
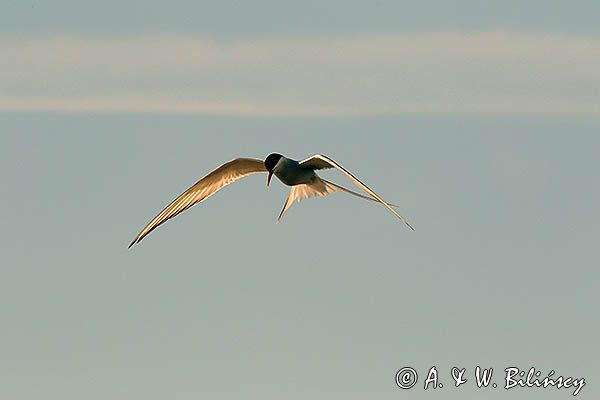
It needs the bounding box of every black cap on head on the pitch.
[264,153,283,171]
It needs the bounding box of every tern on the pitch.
[129,154,414,248]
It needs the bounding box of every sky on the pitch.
[2,1,600,117]
[1,1,599,399]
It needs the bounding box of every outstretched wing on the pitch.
[129,158,266,247]
[299,154,414,230]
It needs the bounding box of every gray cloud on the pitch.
[1,31,599,116]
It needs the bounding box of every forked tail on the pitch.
[276,177,414,230]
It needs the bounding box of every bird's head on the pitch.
[264,153,283,186]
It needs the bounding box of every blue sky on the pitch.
[2,118,599,399]
[1,2,599,399]
[3,1,600,35]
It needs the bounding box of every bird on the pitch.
[128,153,414,248]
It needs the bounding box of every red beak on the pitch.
[267,171,273,186]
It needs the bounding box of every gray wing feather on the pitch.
[299,155,415,230]
[322,179,403,207]
[129,158,266,247]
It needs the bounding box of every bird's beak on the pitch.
[267,171,273,187]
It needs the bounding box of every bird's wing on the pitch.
[129,158,266,247]
[276,178,402,223]
[299,154,414,230]
[321,179,403,207]
[299,155,336,170]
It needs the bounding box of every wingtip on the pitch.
[403,219,415,231]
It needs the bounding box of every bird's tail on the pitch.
[276,178,414,230]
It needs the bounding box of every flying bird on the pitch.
[129,154,414,248]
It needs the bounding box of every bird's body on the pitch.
[129,153,413,248]
[271,156,316,186]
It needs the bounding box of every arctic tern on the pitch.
[129,153,413,248]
